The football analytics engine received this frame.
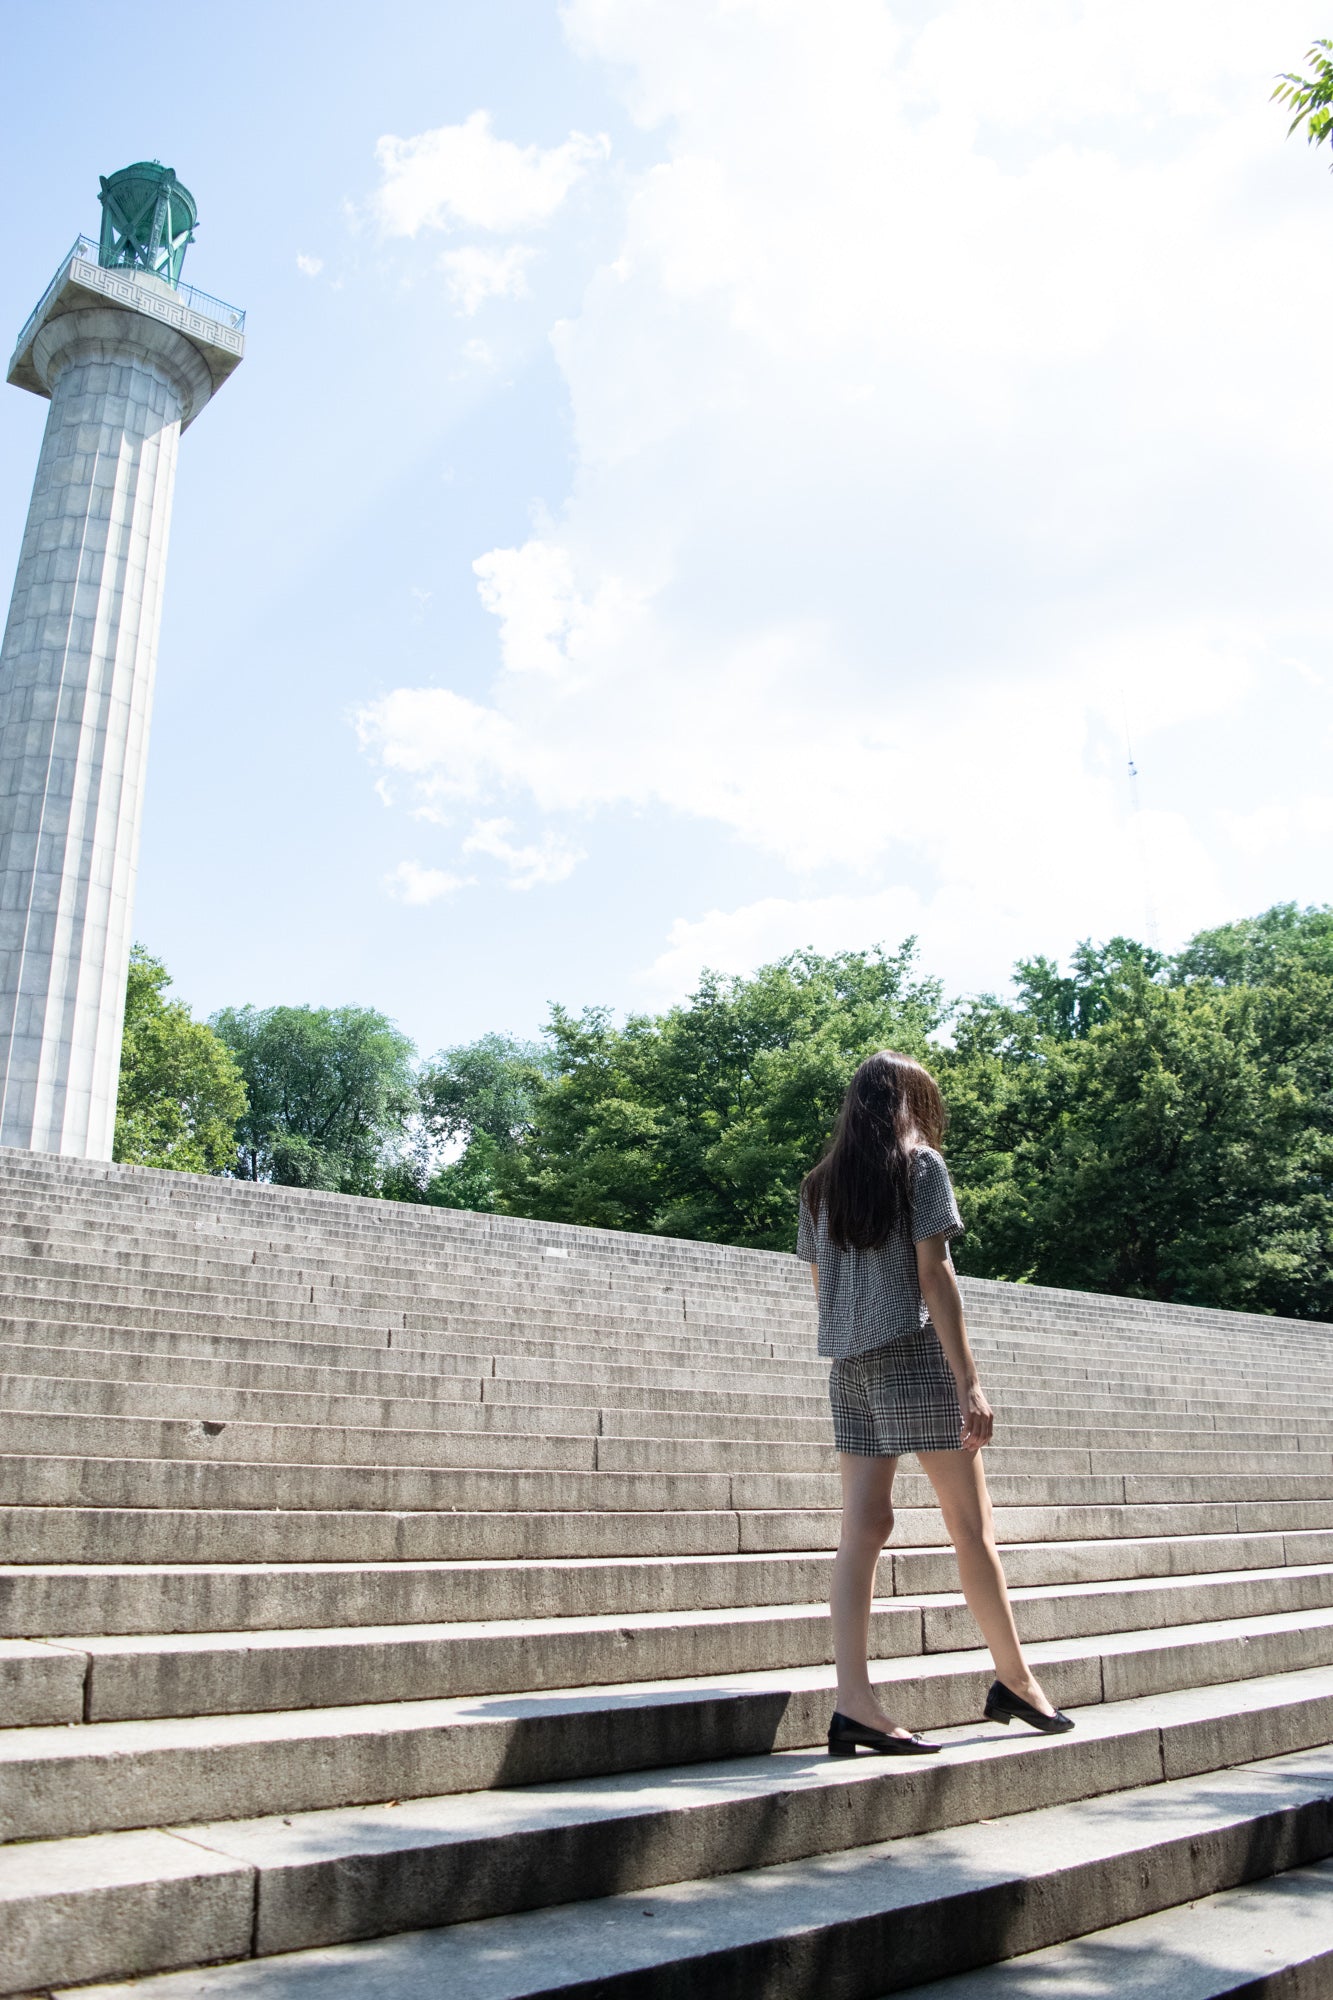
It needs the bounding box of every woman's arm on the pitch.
[915,1233,993,1453]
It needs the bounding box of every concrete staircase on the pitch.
[0,1149,1330,1997]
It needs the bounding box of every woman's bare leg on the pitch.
[831,1451,913,1733]
[917,1447,1056,1714]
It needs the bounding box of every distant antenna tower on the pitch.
[1122,706,1160,949]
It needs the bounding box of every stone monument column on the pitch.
[0,164,244,1157]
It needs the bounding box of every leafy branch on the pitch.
[1273,38,1333,163]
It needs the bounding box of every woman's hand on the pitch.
[916,1234,992,1452]
[957,1379,994,1453]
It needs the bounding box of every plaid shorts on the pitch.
[828,1324,963,1457]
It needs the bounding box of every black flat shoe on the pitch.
[827,1711,942,1757]
[984,1680,1075,1733]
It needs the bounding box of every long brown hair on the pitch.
[802,1050,947,1251]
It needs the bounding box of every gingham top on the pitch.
[797,1146,964,1360]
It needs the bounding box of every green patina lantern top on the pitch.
[97,162,197,287]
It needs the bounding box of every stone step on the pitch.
[0,1231,719,1292]
[0,1550,850,1637]
[0,1449,723,1512]
[6,1357,1303,1450]
[2,1344,1320,1456]
[16,1361,1321,1458]
[5,1384,1320,1480]
[77,1737,1333,2000]
[0,1155,1313,1306]
[5,1344,1320,1456]
[6,1449,1331,1518]
[1,1262,1323,1379]
[8,1563,1332,1724]
[0,1269,1319,1381]
[0,1308,835,1396]
[0,1323,822,1415]
[1,1150,1326,1992]
[4,1322,1323,1433]
[4,1608,1331,1842]
[888,1855,1333,1997]
[0,1222,1319,1339]
[0,1503,801,1564]
[0,1211,773,1268]
[6,1678,1333,1996]
[4,1306,1320,1416]
[5,1530,1333,1638]
[3,1600,919,1725]
[9,1497,1331,1565]
[0,1406,610,1472]
[0,1281,799,1354]
[0,1248,804,1328]
[0,1164,1323,1340]
[4,1306,1318,1410]
[5,1424,1320,1504]
[1,1322,1311,1414]
[0,1169,788,1261]
[0,1248,1304,1360]
[0,1279,814,1357]
[0,1169,1071,1250]
[0,1176,1304,1336]
[0,1207,1305,1317]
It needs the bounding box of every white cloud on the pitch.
[462,817,585,889]
[358,610,1247,896]
[384,860,472,905]
[473,542,581,674]
[1080,625,1259,738]
[374,110,609,236]
[357,688,526,803]
[470,539,645,678]
[358,3,1333,988]
[636,787,1225,1007]
[640,890,926,1004]
[441,243,533,313]
[295,252,323,277]
[1223,795,1333,859]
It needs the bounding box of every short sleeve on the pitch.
[796,1196,817,1261]
[911,1148,964,1245]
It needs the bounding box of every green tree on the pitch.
[211,1003,417,1193]
[1007,938,1167,1042]
[178,902,1328,1317]
[500,946,945,1248]
[414,1033,553,1211]
[1018,980,1323,1312]
[416,1129,506,1212]
[412,910,1331,1311]
[114,947,248,1173]
[1274,39,1333,164]
[1173,902,1333,986]
[940,906,1333,1318]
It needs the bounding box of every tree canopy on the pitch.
[210,1003,418,1193]
[413,1033,552,1212]
[118,904,1332,1320]
[114,947,248,1174]
[493,946,944,1244]
[419,909,1332,1319]
[941,913,1332,1319]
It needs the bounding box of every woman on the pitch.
[798,1049,1073,1755]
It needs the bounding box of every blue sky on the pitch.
[2,1,1330,1058]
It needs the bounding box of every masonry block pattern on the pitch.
[0,1152,1331,1994]
[0,310,211,1158]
